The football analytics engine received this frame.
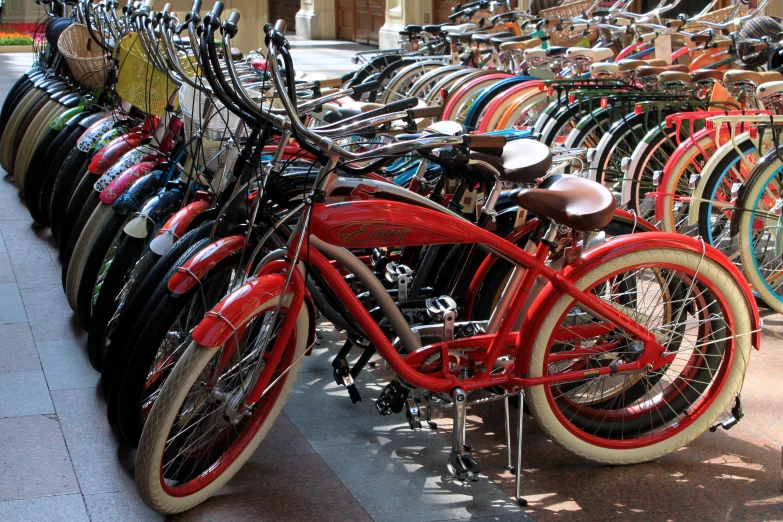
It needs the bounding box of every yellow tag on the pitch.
[584,369,601,378]
[461,187,478,214]
[514,207,527,228]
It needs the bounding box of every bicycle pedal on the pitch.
[405,397,421,430]
[385,263,413,302]
[447,450,481,482]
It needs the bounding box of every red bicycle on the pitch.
[134,18,760,515]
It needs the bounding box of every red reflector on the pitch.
[750,126,757,139]
[600,98,608,109]
[705,119,714,130]
[634,104,642,114]
[440,88,447,100]
[539,83,546,92]
[547,87,553,96]
[568,93,575,103]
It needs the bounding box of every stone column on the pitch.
[378,0,430,49]
[297,0,337,40]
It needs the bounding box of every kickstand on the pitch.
[447,387,480,482]
[515,389,528,507]
[504,396,515,472]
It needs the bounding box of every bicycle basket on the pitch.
[57,23,113,90]
[682,4,747,33]
[539,0,596,47]
[116,33,196,115]
[179,81,246,169]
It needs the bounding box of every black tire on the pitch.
[101,222,214,397]
[35,123,84,225]
[74,208,128,332]
[62,190,99,285]
[87,192,184,371]
[0,76,33,137]
[116,248,244,446]
[50,149,91,242]
[10,93,50,170]
[59,171,97,255]
[24,126,63,220]
[87,234,153,371]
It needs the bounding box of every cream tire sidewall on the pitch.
[135,294,309,514]
[525,247,752,464]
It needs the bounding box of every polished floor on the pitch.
[0,47,781,522]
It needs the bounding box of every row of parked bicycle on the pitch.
[0,0,771,515]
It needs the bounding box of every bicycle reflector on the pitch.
[568,93,575,103]
[750,126,758,139]
[539,83,546,92]
[601,98,609,109]
[706,119,714,130]
[634,104,642,114]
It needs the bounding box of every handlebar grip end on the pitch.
[191,0,201,14]
[350,79,380,97]
[274,19,287,33]
[162,2,171,13]
[211,1,224,17]
[228,10,240,24]
[385,97,419,114]
[143,0,153,9]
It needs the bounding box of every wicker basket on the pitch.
[116,33,196,116]
[539,0,596,47]
[682,4,748,33]
[57,24,113,90]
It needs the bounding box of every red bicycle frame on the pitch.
[192,162,759,401]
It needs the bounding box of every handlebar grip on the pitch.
[750,42,769,53]
[228,10,240,24]
[713,38,732,49]
[385,97,419,114]
[570,23,588,32]
[274,19,287,33]
[143,0,153,9]
[611,17,632,27]
[637,32,656,43]
[161,2,171,13]
[211,1,223,17]
[543,17,561,26]
[317,77,344,89]
[191,0,201,14]
[465,134,507,151]
[351,80,380,96]
[690,34,711,44]
[666,19,684,28]
[408,105,442,119]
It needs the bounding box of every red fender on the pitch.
[167,235,247,294]
[515,232,760,375]
[88,131,150,175]
[99,160,161,204]
[192,274,286,347]
[191,267,313,351]
[157,199,212,239]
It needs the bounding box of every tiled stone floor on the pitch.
[0,43,782,522]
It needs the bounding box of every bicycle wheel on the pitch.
[736,154,783,312]
[657,132,720,235]
[380,60,445,104]
[526,243,752,463]
[135,291,310,514]
[623,123,678,221]
[116,249,246,445]
[697,139,758,259]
